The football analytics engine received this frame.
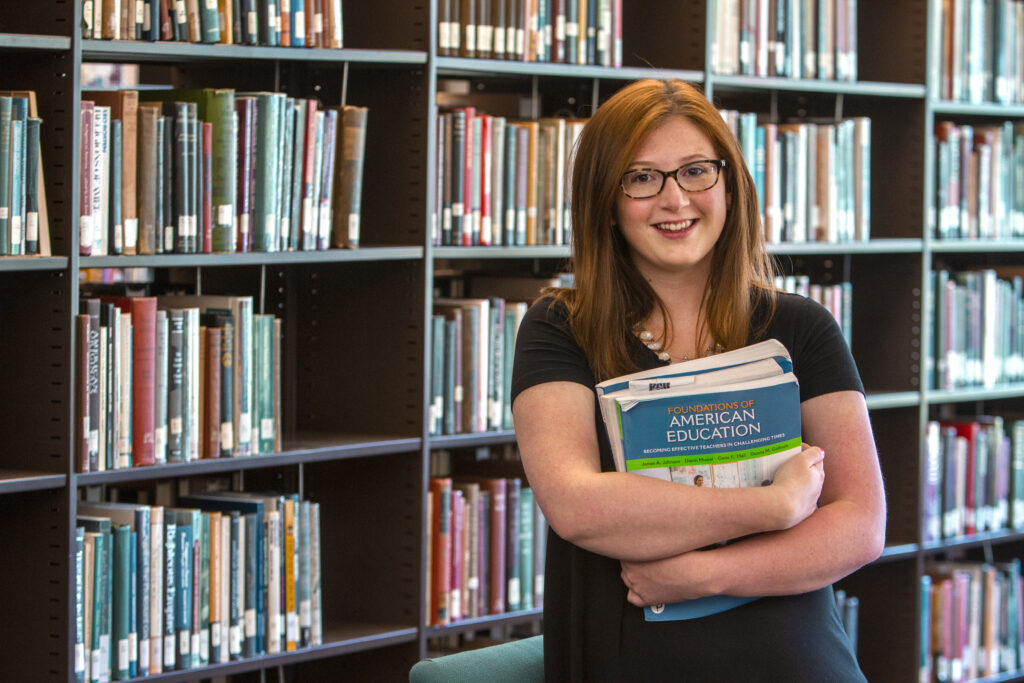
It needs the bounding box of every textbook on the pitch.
[595,339,803,621]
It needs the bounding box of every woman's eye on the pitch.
[632,172,654,184]
[683,165,707,177]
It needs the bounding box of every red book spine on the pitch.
[301,100,318,250]
[105,296,157,466]
[450,489,464,622]
[484,477,506,614]
[202,120,213,253]
[479,114,492,246]
[429,477,453,626]
[204,327,222,459]
[80,101,94,256]
[159,0,173,40]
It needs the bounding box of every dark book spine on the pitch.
[162,518,176,672]
[24,116,40,254]
[450,109,466,247]
[158,114,171,253]
[81,298,101,471]
[167,310,185,463]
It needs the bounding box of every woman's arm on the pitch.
[513,380,827,561]
[621,390,886,605]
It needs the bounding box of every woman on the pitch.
[511,79,886,681]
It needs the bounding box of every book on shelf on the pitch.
[594,339,801,621]
[0,91,49,256]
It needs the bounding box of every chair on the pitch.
[408,635,544,683]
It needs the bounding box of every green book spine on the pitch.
[199,0,220,42]
[505,478,521,611]
[24,116,40,254]
[242,92,281,251]
[488,297,504,430]
[92,532,105,683]
[518,486,534,611]
[167,310,185,462]
[111,524,131,681]
[0,96,11,254]
[502,308,517,429]
[204,89,237,252]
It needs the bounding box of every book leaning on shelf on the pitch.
[0,91,49,256]
[595,339,802,621]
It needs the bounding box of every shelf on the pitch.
[709,75,927,98]
[931,99,1024,117]
[0,470,65,495]
[82,40,427,65]
[118,624,417,683]
[925,384,1024,404]
[921,529,1024,554]
[435,56,704,83]
[767,239,923,255]
[432,245,570,260]
[0,33,71,51]
[425,608,544,638]
[930,238,1024,253]
[75,434,422,486]
[428,430,518,450]
[865,392,921,410]
[0,256,68,271]
[80,247,424,269]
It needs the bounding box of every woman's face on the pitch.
[612,116,728,284]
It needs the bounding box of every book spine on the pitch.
[167,310,185,463]
[331,105,367,248]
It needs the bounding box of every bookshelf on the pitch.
[0,0,1022,681]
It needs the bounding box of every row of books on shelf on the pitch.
[923,416,1024,544]
[79,89,367,256]
[75,293,279,472]
[0,94,44,256]
[773,274,852,346]
[920,559,1022,683]
[428,475,545,625]
[437,0,623,66]
[933,121,1024,241]
[430,295,529,435]
[937,0,1024,105]
[81,0,343,48]
[720,110,871,243]
[75,492,322,683]
[930,268,1024,391]
[433,108,584,248]
[711,0,859,81]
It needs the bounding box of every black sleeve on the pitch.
[761,293,865,402]
[510,298,597,406]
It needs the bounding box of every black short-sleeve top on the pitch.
[510,292,867,682]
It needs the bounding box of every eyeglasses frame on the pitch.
[619,158,728,199]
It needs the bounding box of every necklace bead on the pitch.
[635,328,723,363]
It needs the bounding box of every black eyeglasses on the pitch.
[619,159,727,199]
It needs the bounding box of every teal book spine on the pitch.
[109,119,123,256]
[256,314,275,453]
[518,486,534,610]
[91,531,105,683]
[229,511,242,659]
[128,532,137,679]
[505,478,521,611]
[24,116,40,254]
[162,518,176,672]
[75,526,86,683]
[278,97,294,251]
[288,99,306,251]
[488,297,504,430]
[9,118,23,254]
[246,92,281,251]
[502,308,517,429]
[111,524,131,681]
[244,512,258,656]
[174,516,193,671]
[429,315,444,435]
[0,96,11,254]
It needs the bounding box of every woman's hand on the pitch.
[620,552,707,607]
[768,445,826,530]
